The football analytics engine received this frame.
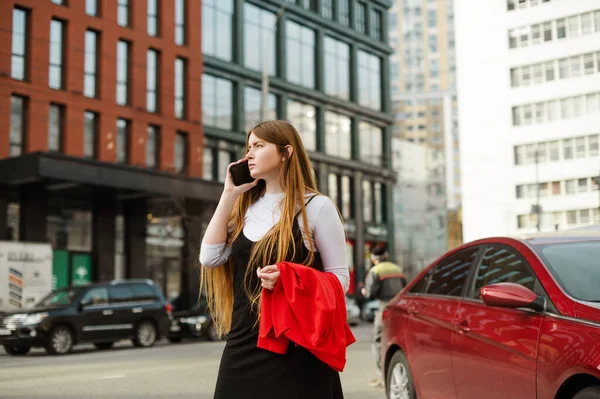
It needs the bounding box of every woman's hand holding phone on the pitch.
[223,158,258,198]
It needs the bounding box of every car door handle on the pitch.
[102,310,113,316]
[458,320,470,334]
[407,306,419,316]
[132,307,143,314]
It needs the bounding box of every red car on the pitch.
[381,234,600,399]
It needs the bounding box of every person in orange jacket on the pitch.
[199,120,351,399]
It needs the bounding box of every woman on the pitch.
[199,120,350,399]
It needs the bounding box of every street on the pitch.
[0,323,385,399]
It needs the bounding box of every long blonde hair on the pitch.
[200,120,321,337]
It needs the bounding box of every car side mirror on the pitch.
[481,282,546,312]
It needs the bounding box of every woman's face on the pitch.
[246,133,284,181]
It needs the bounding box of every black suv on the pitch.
[0,279,171,356]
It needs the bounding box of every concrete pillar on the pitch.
[124,199,147,279]
[92,189,116,282]
[19,184,48,243]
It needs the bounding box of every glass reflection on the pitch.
[287,100,316,151]
[202,74,233,129]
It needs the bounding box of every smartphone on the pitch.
[230,160,254,186]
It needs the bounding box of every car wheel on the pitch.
[574,387,600,399]
[46,325,74,355]
[386,351,416,399]
[94,342,114,350]
[133,321,157,348]
[3,344,31,356]
[168,337,182,343]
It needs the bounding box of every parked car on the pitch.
[345,296,360,326]
[168,295,219,342]
[0,279,171,356]
[362,299,380,322]
[382,234,600,399]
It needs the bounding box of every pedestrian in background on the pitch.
[362,245,406,388]
[199,120,350,399]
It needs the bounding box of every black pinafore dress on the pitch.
[213,202,344,399]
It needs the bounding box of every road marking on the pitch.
[5,374,127,390]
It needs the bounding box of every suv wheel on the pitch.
[133,321,157,348]
[3,344,31,356]
[574,387,600,399]
[46,325,74,355]
[94,342,114,350]
[386,351,416,399]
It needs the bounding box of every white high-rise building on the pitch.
[455,0,600,242]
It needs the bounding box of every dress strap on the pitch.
[294,195,318,219]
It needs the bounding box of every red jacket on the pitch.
[257,262,356,372]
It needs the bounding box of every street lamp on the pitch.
[260,2,290,121]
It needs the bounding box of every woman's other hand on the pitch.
[257,265,280,290]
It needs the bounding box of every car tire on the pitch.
[46,325,74,355]
[3,344,31,356]
[94,342,114,350]
[168,337,182,343]
[133,321,157,348]
[574,387,600,399]
[385,351,416,399]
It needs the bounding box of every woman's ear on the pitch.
[285,145,293,159]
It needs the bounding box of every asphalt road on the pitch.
[0,323,385,399]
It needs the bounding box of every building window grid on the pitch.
[49,19,65,90]
[358,51,382,111]
[508,0,551,12]
[356,2,367,34]
[371,9,382,41]
[146,125,159,168]
[324,36,350,100]
[86,0,99,17]
[10,95,26,157]
[202,74,234,130]
[116,40,130,106]
[324,111,352,159]
[203,0,233,61]
[517,207,600,230]
[147,0,159,37]
[509,11,600,50]
[116,118,129,163]
[118,0,129,27]
[514,133,600,166]
[146,49,159,113]
[322,0,333,19]
[244,4,276,76]
[11,8,27,81]
[286,20,316,89]
[175,132,188,174]
[175,0,186,45]
[48,104,64,153]
[287,100,317,151]
[339,0,350,27]
[512,92,600,126]
[512,51,600,88]
[84,111,97,158]
[359,121,383,167]
[245,86,277,132]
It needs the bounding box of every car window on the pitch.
[131,284,160,302]
[470,245,536,299]
[408,268,433,294]
[426,247,480,297]
[108,285,135,303]
[80,288,109,306]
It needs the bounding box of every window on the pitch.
[548,140,559,161]
[567,210,577,224]
[371,9,382,40]
[362,180,372,222]
[131,284,159,301]
[325,111,351,159]
[324,37,350,100]
[116,40,129,105]
[49,19,65,90]
[244,87,277,132]
[51,0,66,5]
[116,118,129,163]
[203,147,214,180]
[84,111,97,158]
[565,179,576,194]
[86,0,99,17]
[563,138,574,159]
[471,245,537,299]
[578,177,588,193]
[356,2,367,34]
[374,182,384,223]
[244,4,276,75]
[584,53,595,75]
[147,0,159,37]
[11,8,28,81]
[531,24,541,45]
[543,22,552,41]
[359,121,383,167]
[328,173,339,209]
[556,18,566,39]
[81,287,108,306]
[84,30,99,98]
[108,285,134,303]
[118,0,129,27]
[339,0,350,27]
[570,56,581,77]
[174,57,186,119]
[203,0,233,61]
[48,104,63,152]
[409,268,433,294]
[287,100,316,151]
[545,61,555,81]
[10,96,26,157]
[589,135,599,156]
[568,15,580,37]
[427,247,479,297]
[358,51,381,110]
[146,125,159,168]
[175,0,186,45]
[581,209,590,225]
[175,132,188,173]
[286,21,315,88]
[322,0,333,19]
[582,12,593,35]
[552,181,561,195]
[341,175,352,219]
[588,94,599,116]
[146,49,159,113]
[203,139,243,182]
[202,74,233,129]
[427,9,436,28]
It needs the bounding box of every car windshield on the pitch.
[36,288,84,308]
[534,241,600,302]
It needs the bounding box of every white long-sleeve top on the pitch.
[199,193,350,293]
